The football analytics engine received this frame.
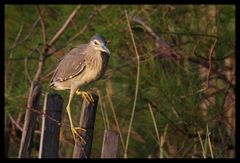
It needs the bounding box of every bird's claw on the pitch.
[71,127,87,144]
[82,92,94,103]
[76,90,94,103]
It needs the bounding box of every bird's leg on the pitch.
[66,105,86,144]
[66,90,87,144]
[76,89,94,103]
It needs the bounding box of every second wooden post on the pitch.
[72,94,99,158]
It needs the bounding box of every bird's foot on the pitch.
[76,90,94,103]
[70,126,87,144]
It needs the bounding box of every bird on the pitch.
[49,34,110,143]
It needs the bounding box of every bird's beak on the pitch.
[100,45,110,54]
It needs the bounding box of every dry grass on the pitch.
[124,10,141,158]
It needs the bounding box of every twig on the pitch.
[106,81,125,153]
[48,5,81,47]
[7,9,46,52]
[40,69,55,81]
[191,40,200,56]
[162,124,168,147]
[159,124,169,158]
[189,57,234,89]
[6,56,38,61]
[197,131,206,158]
[36,5,47,47]
[131,16,218,39]
[24,56,32,84]
[195,51,233,61]
[68,13,95,43]
[219,72,235,118]
[148,103,161,158]
[160,136,164,158]
[7,112,40,134]
[33,52,45,81]
[5,23,24,87]
[47,12,96,57]
[159,31,218,39]
[206,39,218,90]
[6,23,23,62]
[103,101,110,130]
[197,39,218,93]
[7,113,23,132]
[131,16,162,43]
[145,98,187,136]
[96,90,107,130]
[124,11,141,158]
[206,124,214,158]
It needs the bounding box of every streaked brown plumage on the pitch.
[49,34,110,142]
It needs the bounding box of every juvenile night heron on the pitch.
[49,34,110,142]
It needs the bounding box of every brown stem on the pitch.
[36,5,47,46]
[206,39,218,89]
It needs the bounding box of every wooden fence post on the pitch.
[72,94,99,158]
[101,130,119,158]
[39,93,63,158]
[18,81,41,158]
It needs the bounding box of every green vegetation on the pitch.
[5,5,235,158]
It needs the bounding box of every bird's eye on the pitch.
[94,40,99,45]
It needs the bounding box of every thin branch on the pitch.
[131,16,162,43]
[7,113,23,132]
[103,101,110,130]
[24,56,32,84]
[40,69,55,81]
[36,5,47,47]
[197,131,206,158]
[106,81,125,153]
[6,23,23,64]
[14,25,24,43]
[148,103,161,158]
[197,39,218,93]
[206,39,218,88]
[48,5,81,47]
[159,31,218,39]
[145,98,187,136]
[5,23,24,86]
[7,112,40,134]
[124,11,141,158]
[47,12,95,57]
[6,57,38,61]
[131,16,218,39]
[96,90,108,130]
[206,124,214,158]
[188,57,234,89]
[195,51,233,61]
[7,8,46,52]
[33,53,45,81]
[68,13,95,43]
[162,124,169,146]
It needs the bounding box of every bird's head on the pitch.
[89,34,110,54]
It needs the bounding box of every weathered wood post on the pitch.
[39,93,63,158]
[18,81,41,158]
[101,130,119,158]
[72,94,99,158]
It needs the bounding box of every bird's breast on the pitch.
[76,52,108,87]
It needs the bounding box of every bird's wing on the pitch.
[50,44,88,83]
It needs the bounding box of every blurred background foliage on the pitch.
[5,5,235,158]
